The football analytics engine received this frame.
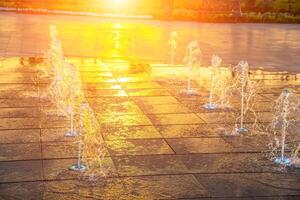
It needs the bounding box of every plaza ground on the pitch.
[0,12,300,199]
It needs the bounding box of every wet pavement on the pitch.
[0,12,300,71]
[0,57,300,199]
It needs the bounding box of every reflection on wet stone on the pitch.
[0,52,300,199]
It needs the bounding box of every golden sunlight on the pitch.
[112,0,125,3]
[105,0,129,11]
[111,0,127,6]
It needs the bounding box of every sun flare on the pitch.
[112,0,125,5]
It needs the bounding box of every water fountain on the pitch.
[236,61,250,134]
[168,31,177,79]
[42,25,108,176]
[271,89,300,167]
[215,68,233,109]
[69,102,90,172]
[181,41,202,95]
[64,63,84,137]
[69,101,109,179]
[44,25,65,77]
[43,25,85,137]
[203,55,222,109]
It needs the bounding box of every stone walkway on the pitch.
[0,57,300,199]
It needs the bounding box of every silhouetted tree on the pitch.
[232,0,242,16]
[257,0,272,13]
[245,0,256,11]
[163,0,174,19]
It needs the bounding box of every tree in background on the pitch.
[232,0,242,16]
[163,0,174,19]
[288,0,292,13]
[245,0,257,11]
[256,0,273,12]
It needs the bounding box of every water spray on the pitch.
[168,31,177,79]
[237,61,249,134]
[69,101,90,172]
[274,89,292,165]
[203,55,222,110]
[181,40,202,95]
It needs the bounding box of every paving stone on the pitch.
[0,143,41,161]
[197,112,237,124]
[106,139,174,156]
[0,90,38,99]
[85,89,128,97]
[139,103,191,114]
[254,94,274,102]
[46,179,115,199]
[133,96,179,105]
[246,101,273,112]
[41,128,77,142]
[223,135,270,152]
[123,175,208,199]
[77,66,109,73]
[0,98,38,108]
[148,113,205,125]
[43,158,116,181]
[185,197,300,200]
[156,124,224,138]
[117,76,153,83]
[43,192,91,200]
[0,59,37,73]
[262,93,282,101]
[87,96,131,105]
[0,107,39,118]
[0,181,44,200]
[42,142,78,159]
[167,138,232,154]
[0,83,37,91]
[0,73,36,84]
[42,179,136,200]
[81,77,117,83]
[255,111,274,123]
[43,174,207,199]
[40,116,69,128]
[102,125,162,140]
[0,129,40,144]
[0,160,43,183]
[120,82,162,89]
[43,140,110,158]
[40,106,67,117]
[80,71,113,78]
[180,153,277,173]
[194,173,300,198]
[83,82,122,90]
[126,89,171,97]
[183,101,237,113]
[93,102,143,115]
[172,92,204,102]
[98,114,152,126]
[0,118,40,130]
[113,155,189,176]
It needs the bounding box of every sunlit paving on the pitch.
[0,0,300,199]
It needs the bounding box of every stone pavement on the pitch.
[0,57,300,199]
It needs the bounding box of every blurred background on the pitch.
[1,0,300,23]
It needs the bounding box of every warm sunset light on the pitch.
[111,0,128,7]
[112,0,125,4]
[105,0,129,12]
[0,0,300,199]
